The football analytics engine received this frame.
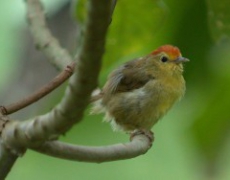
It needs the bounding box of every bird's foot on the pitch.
[130,129,154,146]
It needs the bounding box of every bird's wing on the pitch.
[103,58,155,94]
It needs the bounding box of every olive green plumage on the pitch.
[91,45,189,132]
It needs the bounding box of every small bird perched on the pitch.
[91,45,189,135]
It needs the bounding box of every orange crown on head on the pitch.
[151,45,181,60]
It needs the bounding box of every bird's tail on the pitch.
[90,88,103,103]
[90,88,105,115]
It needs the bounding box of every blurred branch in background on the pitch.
[26,0,73,70]
[0,1,76,120]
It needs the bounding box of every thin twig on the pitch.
[26,0,73,70]
[32,134,152,163]
[0,62,75,115]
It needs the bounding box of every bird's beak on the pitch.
[175,56,189,64]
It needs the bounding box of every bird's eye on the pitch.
[161,56,168,63]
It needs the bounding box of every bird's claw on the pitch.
[130,129,154,146]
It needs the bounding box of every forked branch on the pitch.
[1,0,113,152]
[0,0,154,178]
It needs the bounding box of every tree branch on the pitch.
[32,134,152,163]
[1,0,112,153]
[0,63,75,115]
[0,114,19,180]
[26,0,73,70]
[0,146,18,180]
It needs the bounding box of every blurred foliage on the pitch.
[103,0,169,68]
[1,0,230,179]
[207,0,230,42]
[191,41,230,176]
[71,0,87,23]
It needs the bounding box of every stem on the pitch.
[0,63,75,115]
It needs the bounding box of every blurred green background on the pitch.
[1,0,230,179]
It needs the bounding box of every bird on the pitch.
[90,45,189,137]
